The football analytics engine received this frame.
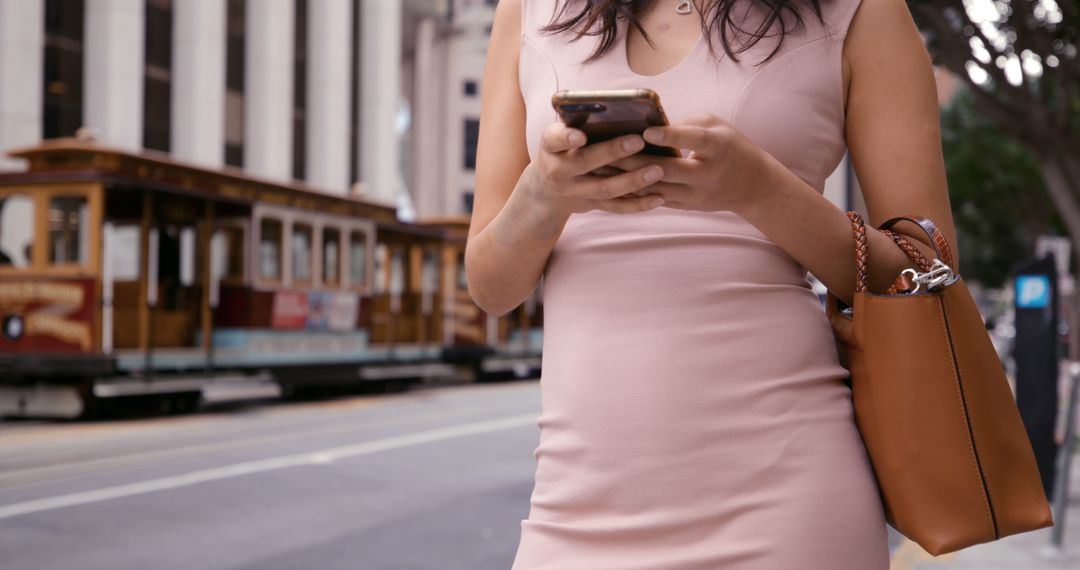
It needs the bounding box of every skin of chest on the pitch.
[626,1,855,111]
[624,1,707,75]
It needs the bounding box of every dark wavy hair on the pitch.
[540,0,827,67]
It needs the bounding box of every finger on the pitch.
[640,181,692,203]
[590,193,667,215]
[571,164,664,200]
[608,155,704,185]
[566,134,646,175]
[643,125,725,157]
[676,113,725,128]
[589,165,626,177]
[541,123,588,154]
[632,182,696,210]
[607,154,661,172]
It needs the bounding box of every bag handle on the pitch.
[879,215,955,268]
[846,212,944,295]
[848,211,871,293]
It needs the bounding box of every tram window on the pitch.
[373,243,387,294]
[0,194,34,268]
[109,225,141,280]
[323,227,340,286]
[213,226,245,281]
[291,223,313,283]
[259,218,283,281]
[456,251,467,291]
[180,227,196,286]
[389,250,405,296]
[350,231,368,287]
[421,249,438,294]
[48,196,88,265]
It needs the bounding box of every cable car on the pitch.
[0,140,542,418]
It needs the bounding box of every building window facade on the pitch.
[349,0,361,184]
[463,118,479,170]
[292,0,308,181]
[43,0,85,140]
[143,0,173,152]
[225,0,246,167]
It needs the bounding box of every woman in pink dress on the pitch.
[467,0,958,568]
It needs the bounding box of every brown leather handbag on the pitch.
[825,211,1054,556]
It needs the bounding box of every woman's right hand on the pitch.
[521,122,666,217]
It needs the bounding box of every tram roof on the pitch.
[2,138,402,225]
[415,214,470,226]
[415,214,471,242]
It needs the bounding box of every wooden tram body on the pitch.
[0,141,542,418]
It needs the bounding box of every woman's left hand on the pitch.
[608,113,784,214]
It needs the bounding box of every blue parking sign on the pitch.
[1016,275,1051,309]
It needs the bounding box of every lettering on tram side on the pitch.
[0,279,94,352]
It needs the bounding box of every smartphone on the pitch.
[551,88,680,157]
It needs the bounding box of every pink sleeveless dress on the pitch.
[513,1,889,568]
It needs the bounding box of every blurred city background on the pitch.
[0,0,1077,568]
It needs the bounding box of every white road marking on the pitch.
[0,412,538,521]
[0,406,528,489]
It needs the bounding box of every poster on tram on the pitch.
[271,290,359,332]
[0,278,96,353]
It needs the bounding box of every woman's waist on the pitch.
[538,285,844,383]
[539,312,845,382]
[540,270,822,322]
[547,218,810,290]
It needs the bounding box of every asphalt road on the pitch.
[0,379,909,570]
[0,380,542,570]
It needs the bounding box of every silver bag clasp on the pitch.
[899,259,957,294]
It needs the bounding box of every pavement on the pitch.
[889,450,1080,570]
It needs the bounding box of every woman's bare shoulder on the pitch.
[486,0,523,84]
[843,0,930,75]
[493,0,523,42]
[842,0,934,115]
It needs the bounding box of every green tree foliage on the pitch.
[940,86,1064,287]
[908,1,1080,282]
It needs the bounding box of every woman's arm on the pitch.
[466,0,667,316]
[464,0,557,317]
[607,0,957,306]
[737,0,958,304]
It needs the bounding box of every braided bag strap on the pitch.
[847,211,870,293]
[881,229,936,294]
[846,211,937,295]
[882,229,934,272]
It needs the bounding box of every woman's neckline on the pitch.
[618,17,708,79]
